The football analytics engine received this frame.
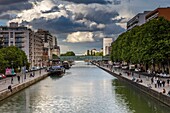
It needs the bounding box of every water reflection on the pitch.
[113,79,170,113]
[0,61,170,113]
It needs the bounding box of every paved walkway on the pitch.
[100,65,170,96]
[0,69,48,92]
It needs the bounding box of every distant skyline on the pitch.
[0,0,170,54]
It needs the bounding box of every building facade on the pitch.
[0,22,31,60]
[0,22,44,68]
[103,38,113,56]
[146,7,170,22]
[29,32,43,68]
[127,11,150,30]
[52,36,60,56]
[36,29,54,66]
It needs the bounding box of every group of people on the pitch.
[150,77,169,88]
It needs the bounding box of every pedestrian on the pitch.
[138,74,141,78]
[17,74,20,83]
[11,76,13,84]
[162,88,166,94]
[167,79,170,86]
[151,77,154,84]
[8,85,12,92]
[162,80,165,87]
[154,79,157,88]
[168,90,170,96]
[39,69,41,75]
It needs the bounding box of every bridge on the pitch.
[59,56,110,61]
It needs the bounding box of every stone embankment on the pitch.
[0,70,49,101]
[94,63,170,107]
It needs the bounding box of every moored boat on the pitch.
[48,66,65,76]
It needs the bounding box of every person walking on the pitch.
[17,74,20,83]
[167,79,170,86]
[11,76,13,84]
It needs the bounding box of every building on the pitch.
[0,22,44,67]
[0,22,31,61]
[29,32,43,68]
[146,7,170,22]
[103,38,113,56]
[52,36,60,56]
[127,11,150,30]
[36,29,54,66]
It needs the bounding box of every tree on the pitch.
[111,17,170,71]
[61,51,75,56]
[0,46,28,72]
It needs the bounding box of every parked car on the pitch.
[0,73,6,80]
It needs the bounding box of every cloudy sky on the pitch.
[0,0,170,54]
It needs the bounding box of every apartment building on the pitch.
[103,38,113,56]
[0,22,43,68]
[36,29,54,66]
[0,22,30,60]
[52,36,60,56]
[146,7,170,22]
[29,32,43,67]
[127,11,150,30]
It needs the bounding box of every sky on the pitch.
[0,0,170,54]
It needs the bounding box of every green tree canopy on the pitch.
[0,46,28,72]
[111,17,170,66]
[61,51,75,56]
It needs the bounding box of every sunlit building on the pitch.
[0,22,43,67]
[127,11,150,30]
[103,38,113,56]
[146,7,170,22]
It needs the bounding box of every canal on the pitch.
[0,61,170,113]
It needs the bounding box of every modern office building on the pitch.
[146,7,170,22]
[127,11,150,30]
[103,38,113,56]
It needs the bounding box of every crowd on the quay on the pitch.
[124,70,170,96]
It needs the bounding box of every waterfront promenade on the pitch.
[100,64,170,95]
[0,69,48,95]
[92,63,170,106]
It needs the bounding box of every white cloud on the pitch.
[65,31,94,43]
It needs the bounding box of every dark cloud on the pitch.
[60,0,111,4]
[27,16,86,34]
[41,6,60,14]
[0,1,33,15]
[0,0,28,5]
[75,10,119,24]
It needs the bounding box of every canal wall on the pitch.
[0,73,49,101]
[96,65,170,107]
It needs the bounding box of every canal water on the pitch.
[0,61,170,113]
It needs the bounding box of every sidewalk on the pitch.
[0,69,48,92]
[100,65,170,95]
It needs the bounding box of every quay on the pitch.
[93,63,170,107]
[0,69,49,101]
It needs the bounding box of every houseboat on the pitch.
[48,66,65,76]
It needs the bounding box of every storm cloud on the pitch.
[60,0,111,4]
[0,0,33,14]
[1,0,169,53]
[0,0,28,5]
